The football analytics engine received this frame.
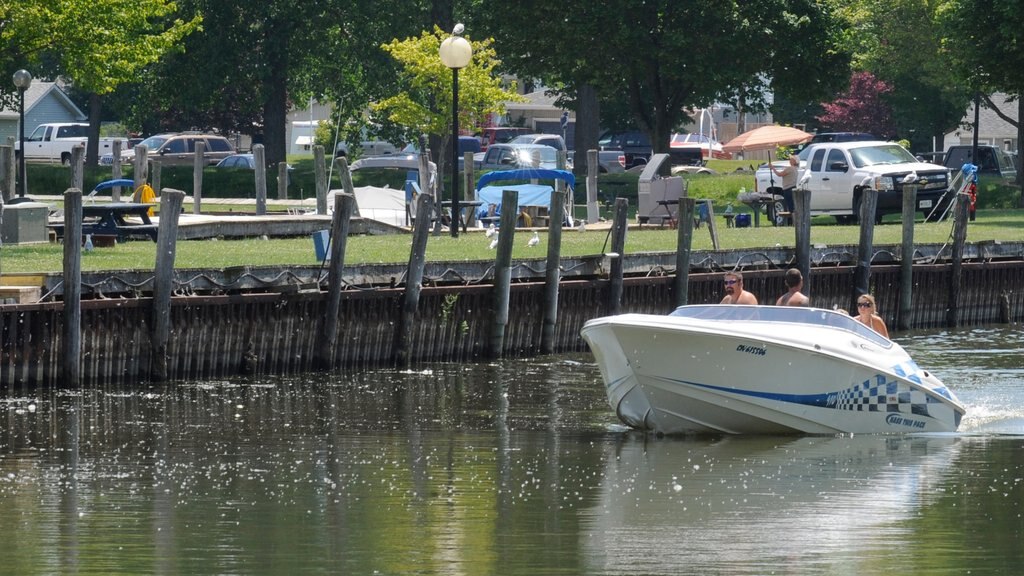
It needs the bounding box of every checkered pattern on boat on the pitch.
[834,374,933,417]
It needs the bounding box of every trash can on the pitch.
[735,213,751,228]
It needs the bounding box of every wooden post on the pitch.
[193,140,205,214]
[253,144,267,215]
[541,187,565,354]
[111,140,123,202]
[793,188,812,294]
[853,188,878,306]
[586,149,599,224]
[70,145,85,191]
[489,189,519,359]
[704,200,720,250]
[999,291,1011,324]
[151,188,185,383]
[608,197,628,315]
[314,145,327,215]
[133,145,149,198]
[62,188,83,387]
[278,162,289,200]
[0,145,13,203]
[464,151,476,228]
[318,184,356,370]
[947,192,969,328]
[674,197,696,308]
[899,184,918,330]
[151,161,161,199]
[394,194,434,366]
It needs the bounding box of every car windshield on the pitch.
[671,133,713,144]
[514,147,557,164]
[669,305,892,348]
[849,144,917,168]
[139,136,169,150]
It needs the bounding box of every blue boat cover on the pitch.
[475,168,574,190]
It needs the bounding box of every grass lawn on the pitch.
[2,208,1022,274]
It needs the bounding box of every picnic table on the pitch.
[50,202,159,243]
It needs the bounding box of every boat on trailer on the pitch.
[581,305,966,435]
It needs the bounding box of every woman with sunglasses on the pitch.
[854,294,889,338]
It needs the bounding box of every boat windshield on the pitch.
[669,305,892,348]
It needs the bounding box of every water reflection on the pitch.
[0,328,1022,575]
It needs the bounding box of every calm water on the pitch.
[1,326,1022,575]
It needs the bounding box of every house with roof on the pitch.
[0,81,87,144]
[943,92,1019,153]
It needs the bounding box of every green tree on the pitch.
[1,0,200,164]
[373,26,524,187]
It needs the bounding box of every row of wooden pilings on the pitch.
[43,169,982,387]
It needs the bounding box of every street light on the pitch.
[13,69,33,199]
[439,24,472,238]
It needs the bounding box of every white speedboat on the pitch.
[580,305,966,434]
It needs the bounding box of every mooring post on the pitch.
[999,291,1011,324]
[277,162,288,200]
[947,192,970,328]
[318,189,356,370]
[1,145,13,203]
[62,188,83,387]
[899,184,918,330]
[541,187,565,354]
[608,197,629,315]
[151,188,185,383]
[586,150,599,224]
[464,152,476,228]
[489,189,519,359]
[394,194,434,366]
[853,188,878,307]
[253,144,267,215]
[133,144,149,198]
[674,196,696,308]
[70,145,84,191]
[314,145,327,215]
[111,140,123,202]
[704,200,720,250]
[151,162,161,197]
[192,140,205,214]
[793,188,812,294]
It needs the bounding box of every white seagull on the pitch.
[577,219,587,233]
[527,231,540,247]
[489,234,499,250]
[485,222,496,238]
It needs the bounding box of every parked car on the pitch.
[509,133,567,152]
[598,130,652,169]
[403,136,483,171]
[215,153,294,181]
[476,143,571,171]
[335,139,400,158]
[943,145,1017,180]
[480,126,530,151]
[100,132,235,166]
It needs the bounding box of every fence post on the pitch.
[674,196,696,308]
[151,188,185,383]
[62,188,83,387]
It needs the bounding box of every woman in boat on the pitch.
[854,294,889,338]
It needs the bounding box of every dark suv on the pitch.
[598,130,652,169]
[943,145,1017,180]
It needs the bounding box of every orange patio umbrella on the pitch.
[722,125,813,153]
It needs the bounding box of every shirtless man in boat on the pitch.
[721,271,758,305]
[776,268,809,307]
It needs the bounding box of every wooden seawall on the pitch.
[3,259,1022,387]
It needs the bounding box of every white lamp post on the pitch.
[13,69,33,199]
[438,24,472,238]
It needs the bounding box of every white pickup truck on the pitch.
[755,141,951,225]
[14,123,128,165]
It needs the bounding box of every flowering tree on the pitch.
[816,72,896,138]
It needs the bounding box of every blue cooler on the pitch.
[735,213,751,228]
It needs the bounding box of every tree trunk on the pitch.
[1018,99,1024,207]
[574,83,600,178]
[86,93,103,167]
[261,24,289,168]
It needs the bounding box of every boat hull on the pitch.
[582,310,965,435]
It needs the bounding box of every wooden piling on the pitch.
[899,184,918,330]
[608,198,629,315]
[314,145,327,215]
[71,145,85,191]
[853,188,878,305]
[151,189,185,383]
[586,150,599,224]
[674,197,696,308]
[254,144,267,215]
[541,187,565,354]
[999,291,1011,324]
[193,140,205,214]
[490,189,519,359]
[704,200,720,251]
[0,145,13,203]
[111,140,123,202]
[395,194,434,366]
[464,152,476,228]
[278,162,289,200]
[793,188,812,293]
[151,162,162,196]
[62,188,83,387]
[947,193,969,328]
[133,145,149,195]
[318,182,356,369]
